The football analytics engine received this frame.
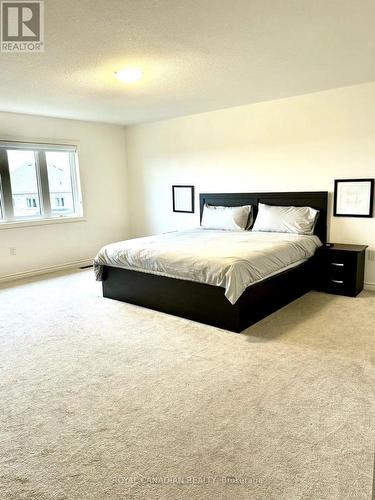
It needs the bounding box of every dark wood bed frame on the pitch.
[102,191,328,332]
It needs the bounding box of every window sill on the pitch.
[0,216,87,230]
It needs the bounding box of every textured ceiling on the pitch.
[1,0,375,125]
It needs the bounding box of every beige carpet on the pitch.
[0,270,374,500]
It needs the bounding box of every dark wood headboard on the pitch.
[199,191,328,243]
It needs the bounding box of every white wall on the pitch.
[0,111,128,279]
[125,82,375,285]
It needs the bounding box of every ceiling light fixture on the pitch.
[114,67,143,84]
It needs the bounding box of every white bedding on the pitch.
[94,229,321,304]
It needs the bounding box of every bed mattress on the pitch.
[94,229,321,304]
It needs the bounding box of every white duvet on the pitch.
[94,229,321,304]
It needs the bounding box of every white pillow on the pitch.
[201,204,253,231]
[252,203,319,235]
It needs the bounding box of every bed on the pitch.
[96,191,328,332]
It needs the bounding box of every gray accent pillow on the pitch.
[201,204,253,231]
[252,203,319,235]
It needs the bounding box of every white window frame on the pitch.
[0,141,84,228]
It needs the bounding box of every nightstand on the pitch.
[316,244,368,297]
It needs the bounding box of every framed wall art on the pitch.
[172,185,195,213]
[334,179,374,217]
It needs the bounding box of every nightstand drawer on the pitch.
[322,252,356,278]
[324,250,357,267]
[324,278,354,296]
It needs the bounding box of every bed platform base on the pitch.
[102,258,317,333]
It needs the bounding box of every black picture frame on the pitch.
[334,179,374,217]
[172,185,195,213]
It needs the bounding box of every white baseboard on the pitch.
[364,282,375,292]
[0,258,93,284]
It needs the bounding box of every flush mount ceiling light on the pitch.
[114,67,143,84]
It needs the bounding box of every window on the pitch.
[0,142,82,224]
[46,152,75,216]
[26,198,38,208]
[8,150,41,217]
[55,197,65,207]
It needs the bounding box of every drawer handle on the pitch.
[331,279,344,284]
[331,262,344,267]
